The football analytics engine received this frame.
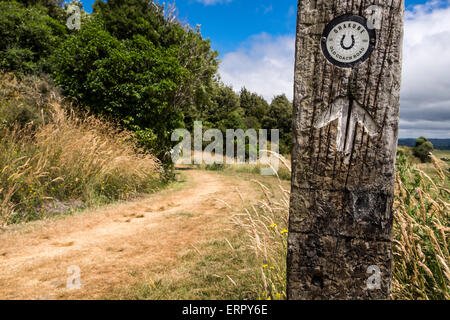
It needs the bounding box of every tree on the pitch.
[0,1,66,74]
[93,0,219,115]
[239,88,269,131]
[263,94,293,154]
[52,0,218,164]
[9,0,66,22]
[175,26,218,116]
[92,0,175,44]
[415,136,428,147]
[52,18,187,161]
[205,84,241,126]
[414,137,434,163]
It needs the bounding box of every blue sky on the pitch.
[80,0,432,56]
[77,1,450,138]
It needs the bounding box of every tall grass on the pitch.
[0,73,161,225]
[231,180,289,300]
[232,152,449,300]
[392,153,449,299]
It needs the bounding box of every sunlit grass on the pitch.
[0,73,162,225]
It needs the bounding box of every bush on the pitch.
[50,1,219,164]
[415,136,428,147]
[52,18,187,160]
[414,137,434,163]
[0,1,66,74]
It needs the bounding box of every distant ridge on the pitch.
[398,139,450,150]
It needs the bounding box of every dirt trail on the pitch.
[0,169,260,299]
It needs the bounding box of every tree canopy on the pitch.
[0,1,66,74]
[0,0,294,165]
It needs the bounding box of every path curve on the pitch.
[0,170,259,299]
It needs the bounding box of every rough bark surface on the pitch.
[288,0,404,300]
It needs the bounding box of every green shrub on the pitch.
[0,1,66,74]
[414,137,434,163]
[51,18,188,160]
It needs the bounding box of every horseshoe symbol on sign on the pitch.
[341,34,356,50]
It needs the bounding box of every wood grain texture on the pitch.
[287,0,404,300]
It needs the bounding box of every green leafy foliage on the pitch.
[240,88,269,130]
[1,0,293,165]
[52,18,188,159]
[0,1,66,74]
[414,137,434,163]
[13,0,66,22]
[263,94,292,154]
[193,84,293,155]
[50,0,219,163]
[92,0,179,45]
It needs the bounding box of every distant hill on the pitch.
[399,139,450,150]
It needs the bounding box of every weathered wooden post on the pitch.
[287,0,404,299]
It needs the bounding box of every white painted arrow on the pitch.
[314,97,379,160]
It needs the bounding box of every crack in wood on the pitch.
[288,0,404,300]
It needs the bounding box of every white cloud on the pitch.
[219,1,450,138]
[195,0,232,5]
[219,33,295,102]
[400,0,450,138]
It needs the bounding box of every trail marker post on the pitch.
[287,1,404,299]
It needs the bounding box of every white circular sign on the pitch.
[327,22,371,63]
[321,15,376,68]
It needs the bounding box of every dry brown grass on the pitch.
[230,159,291,300]
[392,153,449,299]
[0,73,161,225]
[0,170,243,299]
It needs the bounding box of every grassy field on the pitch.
[196,153,292,182]
[431,149,450,158]
[429,150,450,186]
[398,146,450,189]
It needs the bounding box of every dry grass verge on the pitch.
[0,73,161,225]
